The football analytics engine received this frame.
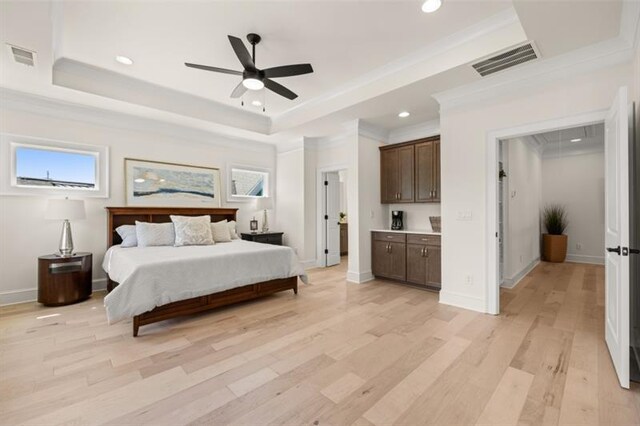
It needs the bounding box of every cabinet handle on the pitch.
[389,244,392,254]
[386,243,390,253]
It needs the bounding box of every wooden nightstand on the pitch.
[240,232,284,246]
[38,252,92,306]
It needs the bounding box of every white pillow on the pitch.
[135,221,175,247]
[227,220,239,240]
[116,225,138,247]
[171,215,214,247]
[211,220,232,242]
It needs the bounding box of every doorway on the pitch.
[319,168,348,268]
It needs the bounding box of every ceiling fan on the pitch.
[185,33,313,101]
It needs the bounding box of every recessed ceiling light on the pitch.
[242,78,264,91]
[251,100,263,107]
[134,178,145,183]
[398,111,410,118]
[115,55,133,65]
[570,138,582,143]
[422,0,442,13]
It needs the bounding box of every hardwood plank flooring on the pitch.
[1,261,639,425]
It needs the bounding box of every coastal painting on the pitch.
[125,159,221,207]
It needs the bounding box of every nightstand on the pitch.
[38,252,92,306]
[240,232,284,246]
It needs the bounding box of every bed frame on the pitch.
[106,207,298,336]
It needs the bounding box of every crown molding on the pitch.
[619,0,640,47]
[387,119,440,144]
[0,88,276,154]
[357,120,389,142]
[432,36,634,112]
[52,58,272,135]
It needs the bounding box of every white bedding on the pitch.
[102,240,307,324]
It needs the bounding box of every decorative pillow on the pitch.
[135,221,176,247]
[211,220,232,242]
[170,215,214,247]
[227,220,239,240]
[116,225,138,247]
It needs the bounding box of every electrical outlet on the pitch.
[465,275,473,285]
[575,243,582,251]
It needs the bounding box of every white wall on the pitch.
[384,203,441,231]
[501,138,542,286]
[542,151,605,264]
[439,62,631,313]
[275,147,305,259]
[0,107,276,305]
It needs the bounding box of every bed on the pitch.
[103,207,305,336]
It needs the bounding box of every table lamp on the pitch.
[45,198,86,257]
[254,197,273,232]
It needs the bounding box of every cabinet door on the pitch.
[397,146,415,202]
[426,246,442,288]
[388,242,407,281]
[380,149,399,203]
[372,240,391,278]
[406,244,427,285]
[433,140,441,203]
[415,141,434,202]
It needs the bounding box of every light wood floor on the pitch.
[1,261,639,425]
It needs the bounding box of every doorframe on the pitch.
[485,110,607,314]
[316,164,349,267]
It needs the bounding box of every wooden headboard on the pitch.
[106,207,238,248]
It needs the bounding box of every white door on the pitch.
[325,172,341,266]
[604,87,630,389]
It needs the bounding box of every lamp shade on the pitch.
[254,197,273,211]
[45,199,86,221]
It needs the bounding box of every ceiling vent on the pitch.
[472,42,539,77]
[7,44,36,67]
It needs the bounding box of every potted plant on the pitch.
[542,204,568,263]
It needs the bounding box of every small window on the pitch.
[15,146,97,189]
[0,134,109,198]
[229,167,269,199]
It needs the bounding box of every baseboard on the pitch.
[566,254,605,265]
[501,258,540,289]
[439,290,486,313]
[300,259,318,270]
[0,278,108,306]
[346,270,374,283]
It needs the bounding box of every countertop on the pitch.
[370,229,441,236]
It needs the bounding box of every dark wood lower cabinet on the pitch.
[372,232,440,290]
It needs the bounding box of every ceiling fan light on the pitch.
[422,0,442,13]
[242,78,264,91]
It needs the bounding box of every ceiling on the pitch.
[0,0,630,144]
[533,123,605,157]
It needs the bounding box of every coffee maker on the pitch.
[391,211,404,230]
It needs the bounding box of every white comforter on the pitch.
[102,240,307,323]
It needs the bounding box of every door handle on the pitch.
[631,248,640,255]
[606,246,621,255]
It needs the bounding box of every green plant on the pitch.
[543,204,568,235]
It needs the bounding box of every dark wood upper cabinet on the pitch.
[380,136,440,204]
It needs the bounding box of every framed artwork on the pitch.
[124,158,221,207]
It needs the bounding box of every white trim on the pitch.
[358,121,390,142]
[0,133,110,198]
[346,270,374,284]
[0,88,276,154]
[486,110,608,315]
[316,164,349,268]
[501,258,539,289]
[0,278,108,306]
[566,254,605,265]
[433,37,635,112]
[439,290,485,313]
[299,259,318,270]
[387,120,440,144]
[619,0,640,47]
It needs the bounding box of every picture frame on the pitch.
[124,158,221,207]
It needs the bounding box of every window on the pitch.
[1,134,109,197]
[229,167,269,199]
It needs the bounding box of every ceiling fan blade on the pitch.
[263,64,314,79]
[264,79,297,100]
[228,35,255,71]
[184,63,242,75]
[230,81,248,98]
